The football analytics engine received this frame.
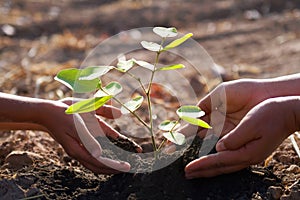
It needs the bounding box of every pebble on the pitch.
[267,186,283,199]
[286,164,300,174]
[281,191,300,200]
[4,151,42,170]
[277,154,293,164]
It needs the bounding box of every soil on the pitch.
[1,0,300,199]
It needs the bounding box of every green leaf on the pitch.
[163,132,186,145]
[55,68,100,93]
[134,60,155,71]
[180,116,212,129]
[158,120,180,131]
[65,96,112,114]
[141,41,162,52]
[116,59,135,72]
[79,66,113,80]
[157,64,185,71]
[153,27,178,38]
[94,81,122,97]
[176,105,205,118]
[121,96,144,114]
[162,33,193,52]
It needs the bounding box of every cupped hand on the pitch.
[185,96,297,178]
[40,98,141,174]
[165,79,271,153]
[196,79,272,138]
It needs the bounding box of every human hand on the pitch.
[39,98,141,174]
[185,96,298,178]
[165,79,271,153]
[196,79,273,138]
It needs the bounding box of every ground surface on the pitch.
[0,0,300,199]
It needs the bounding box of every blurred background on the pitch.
[0,1,300,198]
[0,0,299,100]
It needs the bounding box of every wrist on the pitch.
[278,96,300,137]
[0,93,56,131]
[36,100,66,129]
[261,74,300,98]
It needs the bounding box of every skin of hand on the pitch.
[185,96,300,178]
[184,73,300,139]
[182,74,300,178]
[0,93,141,174]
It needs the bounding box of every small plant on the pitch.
[55,27,211,153]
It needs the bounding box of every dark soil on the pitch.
[1,0,300,199]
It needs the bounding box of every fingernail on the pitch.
[216,140,225,151]
[91,149,102,158]
[118,161,131,171]
[185,173,195,179]
[185,162,197,172]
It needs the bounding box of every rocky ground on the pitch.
[0,0,300,199]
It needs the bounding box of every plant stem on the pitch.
[157,119,181,151]
[157,138,166,151]
[126,71,147,94]
[170,119,181,132]
[112,96,151,131]
[99,88,150,131]
[146,92,157,151]
[145,38,166,152]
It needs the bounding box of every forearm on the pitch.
[263,73,300,97]
[0,92,49,131]
[278,95,300,136]
[293,96,300,132]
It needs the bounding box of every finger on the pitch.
[73,113,103,158]
[79,159,122,174]
[216,116,259,151]
[185,150,248,178]
[198,93,212,114]
[198,84,226,115]
[97,156,131,172]
[96,117,142,153]
[59,130,128,174]
[66,141,122,174]
[96,105,122,119]
[96,116,120,139]
[59,97,83,105]
[185,163,246,178]
[199,110,226,139]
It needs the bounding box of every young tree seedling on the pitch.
[55,27,212,153]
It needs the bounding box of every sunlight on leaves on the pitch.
[162,33,193,52]
[163,132,186,145]
[121,96,144,114]
[153,27,178,38]
[141,41,162,52]
[54,68,100,93]
[158,120,180,131]
[180,116,212,129]
[117,58,135,72]
[94,81,122,97]
[134,60,155,71]
[79,66,113,80]
[65,96,112,114]
[157,64,185,71]
[176,105,205,118]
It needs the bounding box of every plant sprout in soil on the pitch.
[55,27,212,153]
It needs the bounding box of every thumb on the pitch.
[216,117,259,152]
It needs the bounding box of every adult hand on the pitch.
[39,98,141,174]
[165,79,271,153]
[185,96,298,178]
[196,79,272,138]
